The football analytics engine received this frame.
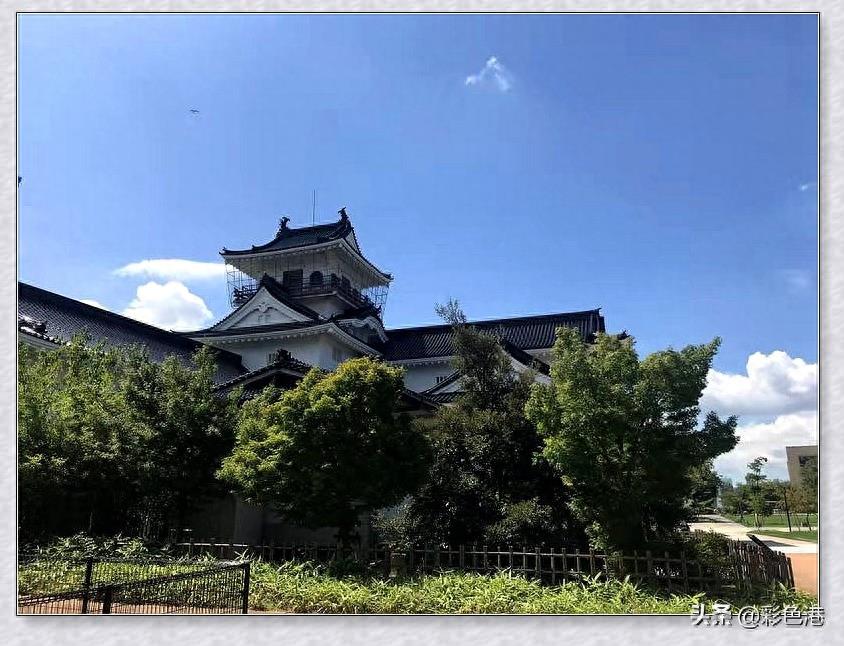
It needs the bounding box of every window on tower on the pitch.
[282,269,303,292]
[309,271,324,287]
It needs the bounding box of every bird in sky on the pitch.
[189,108,200,115]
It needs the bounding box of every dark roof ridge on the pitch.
[19,282,205,348]
[221,215,351,255]
[385,308,603,334]
[18,282,247,379]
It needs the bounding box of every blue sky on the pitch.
[18,14,817,480]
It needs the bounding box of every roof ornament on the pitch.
[277,216,290,235]
[338,206,348,221]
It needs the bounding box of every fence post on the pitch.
[680,550,689,594]
[101,585,113,614]
[80,556,94,614]
[664,550,672,593]
[645,550,653,585]
[459,545,465,569]
[535,547,542,580]
[241,562,251,614]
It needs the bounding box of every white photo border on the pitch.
[1,2,833,646]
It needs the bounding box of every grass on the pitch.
[18,558,215,596]
[248,560,817,614]
[725,513,818,529]
[18,553,818,615]
[752,529,817,543]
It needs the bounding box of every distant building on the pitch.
[786,445,818,484]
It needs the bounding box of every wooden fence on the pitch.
[172,535,793,594]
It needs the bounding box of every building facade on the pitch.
[188,209,607,401]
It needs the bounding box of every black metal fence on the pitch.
[18,556,250,615]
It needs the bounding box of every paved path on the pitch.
[689,514,818,596]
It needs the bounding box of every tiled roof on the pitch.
[188,320,326,339]
[214,350,314,395]
[426,392,460,404]
[383,309,605,361]
[18,282,247,384]
[220,212,392,280]
[500,340,551,375]
[222,217,352,255]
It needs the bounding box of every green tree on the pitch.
[218,358,429,545]
[687,461,722,514]
[745,456,769,527]
[122,346,241,535]
[18,337,240,540]
[525,328,738,550]
[19,337,135,537]
[402,300,568,546]
[800,455,818,506]
[721,485,750,521]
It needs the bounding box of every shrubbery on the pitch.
[247,559,815,614]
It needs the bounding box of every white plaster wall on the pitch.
[300,294,346,319]
[212,334,367,372]
[393,361,455,393]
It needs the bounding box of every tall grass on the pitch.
[248,561,816,614]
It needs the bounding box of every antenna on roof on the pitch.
[311,188,317,226]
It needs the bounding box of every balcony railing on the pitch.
[231,275,381,313]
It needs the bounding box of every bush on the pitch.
[247,560,815,614]
[21,532,170,560]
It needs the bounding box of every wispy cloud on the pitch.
[781,269,814,294]
[122,281,214,331]
[799,181,816,192]
[465,56,513,92]
[114,259,227,283]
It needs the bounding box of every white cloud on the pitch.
[465,56,513,92]
[715,411,816,482]
[114,259,227,283]
[121,281,213,331]
[701,351,817,418]
[80,299,107,310]
[799,181,816,192]
[781,269,813,293]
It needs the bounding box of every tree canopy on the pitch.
[218,357,429,544]
[525,328,738,550]
[18,337,239,539]
[397,301,568,546]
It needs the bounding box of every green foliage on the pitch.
[18,337,240,539]
[526,329,738,550]
[687,461,722,514]
[219,358,429,543]
[401,301,568,546]
[800,456,818,508]
[247,560,814,614]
